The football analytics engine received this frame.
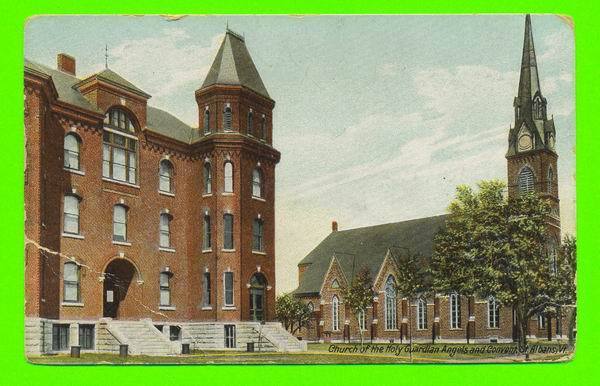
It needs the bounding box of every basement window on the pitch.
[224,324,236,348]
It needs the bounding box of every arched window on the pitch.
[113,204,127,242]
[307,302,314,313]
[203,109,210,134]
[159,159,174,193]
[202,271,211,307]
[224,161,233,193]
[450,293,461,329]
[332,295,340,331]
[203,214,212,250]
[247,110,254,135]
[548,240,558,274]
[159,213,172,248]
[358,309,366,331]
[252,168,263,198]
[547,167,554,194]
[518,166,535,194]
[223,213,234,250]
[538,313,546,329]
[252,218,264,252]
[63,195,80,235]
[103,108,137,184]
[384,275,397,330]
[224,271,234,306]
[159,272,171,306]
[63,262,80,303]
[417,297,428,330]
[223,105,232,131]
[64,133,81,171]
[487,296,500,328]
[203,162,212,194]
[260,115,266,140]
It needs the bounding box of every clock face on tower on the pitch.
[518,132,533,151]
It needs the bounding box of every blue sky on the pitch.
[25,15,575,293]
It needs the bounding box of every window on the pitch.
[260,115,266,140]
[159,213,172,248]
[160,272,171,306]
[223,105,232,131]
[203,215,212,250]
[103,109,137,184]
[538,313,546,329]
[224,272,234,306]
[169,326,181,341]
[63,262,80,303]
[358,309,366,331]
[450,293,461,329]
[307,302,314,313]
[224,325,236,348]
[332,295,340,331]
[385,275,397,330]
[417,298,428,330]
[64,133,81,170]
[202,272,211,306]
[518,167,535,194]
[547,167,554,194]
[548,241,558,274]
[247,110,254,135]
[331,279,340,289]
[224,161,233,193]
[79,325,95,350]
[252,218,264,252]
[203,163,212,194]
[252,168,263,198]
[63,195,80,235]
[52,324,69,351]
[488,296,500,328]
[223,214,234,250]
[159,160,173,193]
[112,205,127,242]
[203,109,210,134]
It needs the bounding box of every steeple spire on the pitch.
[517,14,542,100]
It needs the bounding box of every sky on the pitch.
[25,15,575,294]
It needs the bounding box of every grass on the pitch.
[27,342,574,365]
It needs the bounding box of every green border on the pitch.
[2,1,598,385]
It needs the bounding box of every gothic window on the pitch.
[247,110,254,135]
[159,272,171,306]
[159,160,174,193]
[533,96,545,120]
[113,204,127,242]
[538,313,546,329]
[63,262,80,303]
[547,167,554,194]
[63,133,81,171]
[224,272,234,306]
[548,240,558,275]
[203,214,212,250]
[252,218,264,252]
[332,295,340,331]
[224,161,234,193]
[203,162,212,194]
[223,213,234,250]
[203,109,210,134]
[103,108,137,184]
[223,105,232,131]
[385,275,397,330]
[260,115,266,140]
[487,296,500,328]
[450,293,461,329]
[307,302,314,313]
[202,271,211,307]
[159,213,172,248]
[331,279,340,289]
[417,297,428,330]
[358,309,366,331]
[63,194,80,235]
[518,167,535,194]
[252,168,263,198]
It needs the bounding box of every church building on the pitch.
[292,15,570,344]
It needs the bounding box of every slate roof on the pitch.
[77,68,151,98]
[293,214,448,296]
[201,29,270,99]
[25,58,198,143]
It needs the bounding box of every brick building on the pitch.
[24,30,306,355]
[292,15,572,344]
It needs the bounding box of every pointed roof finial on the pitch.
[105,44,109,69]
[517,14,541,99]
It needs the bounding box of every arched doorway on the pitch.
[249,273,267,322]
[103,258,138,318]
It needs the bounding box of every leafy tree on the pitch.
[557,235,576,346]
[276,293,312,335]
[341,267,374,346]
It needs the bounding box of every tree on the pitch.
[275,293,312,335]
[556,235,576,347]
[341,267,374,346]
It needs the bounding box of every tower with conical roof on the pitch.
[194,29,280,322]
[507,15,561,245]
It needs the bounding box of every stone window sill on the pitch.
[222,192,234,196]
[202,249,212,253]
[252,251,266,255]
[62,233,84,240]
[221,249,236,253]
[113,240,132,246]
[252,196,266,202]
[202,193,213,198]
[159,306,176,311]
[102,177,140,189]
[62,302,84,307]
[201,306,213,310]
[64,167,85,176]
[159,190,175,197]
[159,247,176,253]
[222,306,237,311]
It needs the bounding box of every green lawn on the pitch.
[28,342,573,365]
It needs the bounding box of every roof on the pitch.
[201,29,270,99]
[78,68,151,98]
[25,58,198,143]
[294,214,447,296]
[517,14,542,101]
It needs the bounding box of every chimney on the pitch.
[332,221,338,232]
[57,53,76,76]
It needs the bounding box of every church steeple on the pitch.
[517,14,542,101]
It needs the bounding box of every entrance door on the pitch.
[103,258,136,318]
[249,273,267,321]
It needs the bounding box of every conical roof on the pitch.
[517,14,542,100]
